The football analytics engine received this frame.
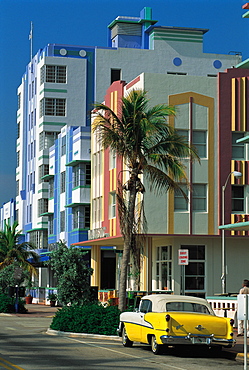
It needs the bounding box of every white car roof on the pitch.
[141,294,213,313]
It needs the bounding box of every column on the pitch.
[91,245,101,288]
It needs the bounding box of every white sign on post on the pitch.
[237,294,249,320]
[237,294,248,370]
[178,249,189,265]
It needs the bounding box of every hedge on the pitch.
[50,303,120,336]
[0,293,27,313]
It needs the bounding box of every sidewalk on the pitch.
[8,304,249,359]
[13,303,58,317]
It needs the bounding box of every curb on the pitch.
[236,352,249,358]
[46,328,121,341]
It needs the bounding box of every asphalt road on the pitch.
[0,307,246,369]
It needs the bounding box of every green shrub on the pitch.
[0,293,27,313]
[50,303,120,336]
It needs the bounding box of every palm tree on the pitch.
[0,221,39,277]
[93,89,199,312]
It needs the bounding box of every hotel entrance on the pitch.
[180,245,206,298]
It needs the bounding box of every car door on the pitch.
[138,299,153,343]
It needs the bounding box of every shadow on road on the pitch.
[138,344,237,361]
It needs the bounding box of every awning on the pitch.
[219,221,249,231]
[71,233,201,248]
[236,134,249,144]
[72,235,124,248]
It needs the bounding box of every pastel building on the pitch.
[15,7,243,293]
[76,67,249,298]
[0,199,16,229]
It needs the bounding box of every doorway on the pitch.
[180,245,206,298]
[101,250,116,290]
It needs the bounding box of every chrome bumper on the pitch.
[160,333,236,347]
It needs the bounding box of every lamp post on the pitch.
[221,170,242,294]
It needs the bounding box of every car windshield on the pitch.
[166,301,210,314]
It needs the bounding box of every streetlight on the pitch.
[221,170,242,294]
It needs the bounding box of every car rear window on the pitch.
[166,302,210,314]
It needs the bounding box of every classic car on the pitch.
[118,294,235,355]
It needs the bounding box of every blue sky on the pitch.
[0,0,248,206]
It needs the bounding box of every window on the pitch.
[174,185,188,211]
[29,230,48,249]
[110,149,116,169]
[17,151,20,167]
[31,111,34,128]
[30,172,33,190]
[140,300,152,313]
[232,185,244,212]
[167,72,187,75]
[48,215,54,235]
[16,180,19,196]
[109,192,116,218]
[156,246,172,290]
[39,131,58,151]
[181,245,205,293]
[166,302,210,314]
[60,211,65,232]
[193,131,206,158]
[61,136,66,156]
[72,163,91,188]
[232,132,245,160]
[30,142,34,159]
[93,197,102,224]
[41,65,67,84]
[111,69,121,84]
[72,205,90,229]
[40,98,66,117]
[17,122,20,138]
[29,204,32,222]
[17,93,21,110]
[192,184,206,211]
[176,129,188,141]
[60,171,66,193]
[39,164,49,183]
[38,198,48,216]
[49,179,54,198]
[31,81,34,98]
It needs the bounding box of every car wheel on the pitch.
[151,335,163,355]
[122,326,133,347]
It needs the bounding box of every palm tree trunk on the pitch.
[118,180,137,312]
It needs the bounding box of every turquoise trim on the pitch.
[236,58,249,69]
[72,185,91,190]
[39,121,66,128]
[219,221,249,231]
[65,159,89,166]
[154,36,202,43]
[207,296,237,300]
[41,174,54,180]
[242,10,249,18]
[40,88,67,94]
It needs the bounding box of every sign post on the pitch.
[244,295,248,370]
[237,294,248,370]
[178,249,189,265]
[178,250,189,296]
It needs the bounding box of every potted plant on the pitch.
[25,294,33,304]
[47,292,57,307]
[24,277,35,304]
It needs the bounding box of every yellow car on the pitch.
[118,294,235,355]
